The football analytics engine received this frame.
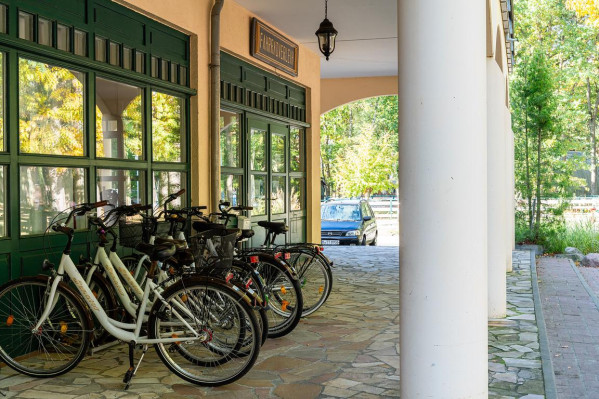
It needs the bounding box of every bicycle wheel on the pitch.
[86,271,118,343]
[287,250,333,317]
[0,276,92,377]
[148,276,261,386]
[200,260,269,347]
[254,255,303,338]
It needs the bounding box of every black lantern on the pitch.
[315,0,338,61]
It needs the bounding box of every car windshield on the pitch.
[321,204,361,221]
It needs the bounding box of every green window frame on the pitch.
[0,0,194,283]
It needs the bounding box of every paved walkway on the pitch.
[0,247,400,399]
[537,257,599,398]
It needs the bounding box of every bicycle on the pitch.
[0,201,261,387]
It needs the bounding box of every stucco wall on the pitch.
[321,76,398,114]
[116,0,322,242]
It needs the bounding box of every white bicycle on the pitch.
[0,201,261,387]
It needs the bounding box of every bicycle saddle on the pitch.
[240,229,254,239]
[135,242,176,261]
[154,237,187,251]
[257,221,288,234]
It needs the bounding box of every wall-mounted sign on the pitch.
[251,18,299,77]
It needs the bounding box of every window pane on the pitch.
[161,59,169,81]
[56,24,70,51]
[153,171,186,209]
[0,53,3,152]
[180,66,187,86]
[151,56,158,78]
[95,36,106,62]
[19,58,84,156]
[152,91,185,162]
[250,175,266,216]
[20,166,86,235]
[38,18,52,46]
[74,30,87,56]
[272,134,285,173]
[96,77,143,160]
[220,174,241,206]
[171,63,178,84]
[135,51,145,73]
[109,42,120,66]
[220,110,240,167]
[123,47,132,70]
[0,5,7,34]
[18,12,33,41]
[271,176,286,214]
[290,177,304,211]
[96,169,146,212]
[250,128,266,171]
[290,127,304,172]
[0,165,5,237]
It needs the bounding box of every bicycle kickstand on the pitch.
[123,341,149,390]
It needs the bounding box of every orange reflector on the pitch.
[6,315,14,326]
[284,252,291,260]
[249,256,259,264]
[225,272,234,283]
[274,252,281,259]
[245,278,253,289]
[281,300,289,311]
[60,321,68,334]
[130,270,134,275]
[319,246,324,252]
[171,333,181,345]
[92,290,98,299]
[169,267,175,275]
[280,286,287,294]
[319,285,324,293]
[181,294,188,302]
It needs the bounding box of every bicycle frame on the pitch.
[34,253,204,345]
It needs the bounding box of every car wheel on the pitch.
[369,231,378,246]
[361,235,367,246]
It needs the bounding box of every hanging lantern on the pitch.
[315,0,338,61]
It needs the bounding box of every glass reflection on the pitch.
[20,166,86,235]
[271,176,286,214]
[152,91,185,162]
[96,77,143,160]
[272,134,285,173]
[250,175,266,216]
[290,177,304,211]
[153,171,185,210]
[96,169,145,216]
[220,110,240,168]
[220,174,241,206]
[250,129,266,171]
[19,58,84,156]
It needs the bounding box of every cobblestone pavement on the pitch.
[537,257,599,398]
[488,251,546,399]
[0,246,400,399]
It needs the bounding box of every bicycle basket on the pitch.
[189,229,239,268]
[118,220,144,248]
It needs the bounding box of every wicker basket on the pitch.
[189,229,239,268]
[118,218,172,248]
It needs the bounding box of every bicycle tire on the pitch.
[86,271,118,343]
[251,254,303,338]
[148,276,261,386]
[287,249,333,317]
[0,276,92,378]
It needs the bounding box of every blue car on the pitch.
[321,199,378,246]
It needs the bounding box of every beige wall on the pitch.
[321,76,398,114]
[117,0,322,242]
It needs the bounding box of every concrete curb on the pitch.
[529,250,558,399]
[568,259,599,312]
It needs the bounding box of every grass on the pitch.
[518,218,599,254]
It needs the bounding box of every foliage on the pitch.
[152,91,183,162]
[566,0,599,27]
[320,96,398,198]
[19,59,84,156]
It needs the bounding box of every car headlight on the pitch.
[345,230,360,236]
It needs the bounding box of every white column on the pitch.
[488,59,507,318]
[398,0,488,397]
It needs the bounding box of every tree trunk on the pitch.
[524,102,533,230]
[586,78,599,195]
[535,124,542,236]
